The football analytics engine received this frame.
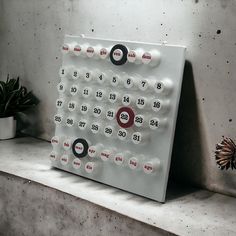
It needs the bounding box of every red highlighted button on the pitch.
[116,107,135,128]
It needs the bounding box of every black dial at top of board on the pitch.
[110,44,128,66]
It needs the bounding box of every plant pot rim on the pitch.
[0,116,15,119]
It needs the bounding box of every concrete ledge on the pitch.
[0,137,236,236]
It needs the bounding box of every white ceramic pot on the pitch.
[0,116,16,140]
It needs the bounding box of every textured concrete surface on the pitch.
[0,172,172,236]
[0,0,236,201]
[0,138,236,236]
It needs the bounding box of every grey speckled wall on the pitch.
[0,0,235,197]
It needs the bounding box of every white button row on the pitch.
[58,68,173,95]
[61,43,161,66]
[56,93,169,113]
[50,150,161,174]
[54,113,166,131]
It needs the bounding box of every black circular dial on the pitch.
[72,138,89,158]
[110,44,128,66]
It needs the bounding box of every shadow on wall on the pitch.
[170,61,208,187]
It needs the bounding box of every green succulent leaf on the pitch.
[0,76,39,117]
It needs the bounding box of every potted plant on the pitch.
[0,75,39,140]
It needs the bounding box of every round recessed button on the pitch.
[116,107,135,128]
[86,46,95,58]
[61,44,70,54]
[63,138,74,150]
[51,136,61,147]
[78,119,89,130]
[88,144,104,158]
[72,158,82,169]
[72,138,89,158]
[70,84,79,96]
[82,86,93,98]
[54,114,63,125]
[73,44,82,56]
[49,151,59,161]
[99,47,109,59]
[65,117,75,127]
[56,98,64,109]
[60,154,69,165]
[90,122,101,134]
[110,44,128,66]
[117,128,128,141]
[57,82,66,93]
[128,157,139,170]
[134,114,145,127]
[80,103,90,115]
[93,106,103,118]
[68,101,77,112]
[103,125,115,137]
[85,162,96,173]
[106,108,116,121]
[100,149,115,161]
[143,159,161,174]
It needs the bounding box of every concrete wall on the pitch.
[0,0,235,197]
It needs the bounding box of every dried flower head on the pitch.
[215,137,236,170]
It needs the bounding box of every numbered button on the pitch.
[149,118,166,130]
[138,79,149,91]
[71,68,81,80]
[108,92,119,103]
[117,128,128,141]
[95,89,106,101]
[103,125,115,137]
[90,122,101,134]
[70,85,79,96]
[131,132,143,144]
[136,97,147,109]
[78,119,89,130]
[134,114,145,127]
[106,109,116,121]
[59,67,67,78]
[151,98,169,113]
[54,114,63,125]
[116,107,135,128]
[66,117,75,127]
[56,98,64,109]
[80,103,90,115]
[93,106,103,118]
[124,76,134,89]
[68,101,77,112]
[60,154,69,165]
[122,94,133,106]
[83,70,93,82]
[110,74,120,87]
[96,72,106,84]
[57,82,66,93]
[72,159,82,169]
[82,87,93,98]
[154,79,173,95]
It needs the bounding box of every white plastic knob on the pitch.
[72,158,82,169]
[99,47,110,59]
[142,50,161,67]
[94,89,106,101]
[61,43,76,55]
[128,157,139,170]
[79,103,90,115]
[82,86,93,98]
[135,96,149,109]
[85,162,97,173]
[65,116,76,127]
[108,91,120,104]
[149,117,167,130]
[70,84,79,96]
[92,106,103,118]
[68,101,77,112]
[78,118,89,131]
[122,94,134,106]
[90,122,101,134]
[49,151,59,161]
[106,108,116,121]
[88,144,104,158]
[151,98,169,113]
[56,98,65,109]
[138,78,150,91]
[154,78,173,95]
[131,131,149,145]
[60,154,70,165]
[54,114,63,125]
[100,149,116,162]
[117,128,128,141]
[51,136,62,147]
[103,125,115,138]
[62,138,74,150]
[143,159,161,174]
[127,48,144,64]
